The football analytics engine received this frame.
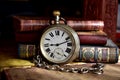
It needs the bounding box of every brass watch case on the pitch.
[40,24,80,64]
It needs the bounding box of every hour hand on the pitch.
[50,44,59,46]
[50,40,70,46]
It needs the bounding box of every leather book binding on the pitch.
[67,20,104,31]
[17,39,119,63]
[77,30,108,45]
[13,16,104,32]
[15,31,41,43]
[79,39,119,63]
[13,16,50,32]
[15,30,107,45]
[18,44,36,59]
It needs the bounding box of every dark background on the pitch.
[0,0,83,40]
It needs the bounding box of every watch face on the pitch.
[40,25,80,63]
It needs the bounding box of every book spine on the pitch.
[77,31,107,45]
[67,20,104,31]
[78,35,107,45]
[13,19,50,32]
[13,16,104,32]
[79,46,119,63]
[18,44,36,59]
[17,40,119,63]
[20,20,50,32]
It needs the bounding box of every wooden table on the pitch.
[2,62,120,80]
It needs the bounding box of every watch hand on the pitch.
[56,52,62,56]
[50,44,59,46]
[50,40,70,46]
[58,40,70,46]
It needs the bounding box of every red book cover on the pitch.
[77,30,108,45]
[15,30,107,46]
[13,16,104,32]
[13,16,50,32]
[15,32,41,43]
[67,20,104,31]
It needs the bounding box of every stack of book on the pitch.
[13,16,105,43]
[13,16,119,63]
[67,20,119,63]
[13,16,50,43]
[67,20,107,46]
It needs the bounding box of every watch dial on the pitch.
[41,28,74,62]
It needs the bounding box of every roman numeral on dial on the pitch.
[65,48,71,53]
[55,30,60,36]
[46,48,51,53]
[67,42,72,46]
[66,37,70,40]
[45,38,50,40]
[62,32,65,37]
[50,53,54,58]
[44,43,49,47]
[49,32,54,37]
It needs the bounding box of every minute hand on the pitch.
[58,40,70,46]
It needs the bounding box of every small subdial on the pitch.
[54,48,64,59]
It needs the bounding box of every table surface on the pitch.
[2,62,120,80]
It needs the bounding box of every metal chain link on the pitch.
[33,55,104,75]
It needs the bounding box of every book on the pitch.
[15,31,40,43]
[18,44,36,59]
[79,39,119,63]
[67,20,104,31]
[15,30,107,45]
[77,30,108,45]
[17,39,119,63]
[13,16,50,32]
[13,15,104,32]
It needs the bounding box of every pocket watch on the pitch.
[40,11,80,64]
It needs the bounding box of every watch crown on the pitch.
[53,10,61,24]
[53,10,60,17]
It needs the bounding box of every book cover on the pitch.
[15,31,40,43]
[13,16,50,32]
[67,20,104,31]
[17,39,119,63]
[79,39,119,63]
[13,16,104,32]
[77,30,108,45]
[15,30,107,45]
